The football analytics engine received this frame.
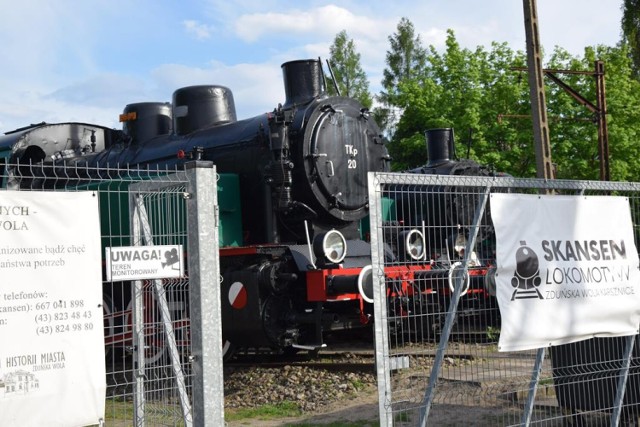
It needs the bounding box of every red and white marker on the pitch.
[228,281,247,309]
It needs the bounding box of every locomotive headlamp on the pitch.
[399,229,425,261]
[313,230,347,264]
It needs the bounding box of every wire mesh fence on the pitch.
[368,172,640,426]
[0,162,221,426]
[5,158,640,426]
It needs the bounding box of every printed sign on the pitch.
[105,245,184,281]
[491,193,640,352]
[0,191,105,426]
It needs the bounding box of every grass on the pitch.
[350,378,367,391]
[103,399,186,426]
[394,411,411,423]
[104,399,134,421]
[286,421,378,427]
[486,326,501,342]
[104,398,302,425]
[225,401,302,422]
[105,398,371,425]
[225,395,380,426]
[104,390,378,425]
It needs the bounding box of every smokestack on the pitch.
[426,128,456,167]
[281,59,325,109]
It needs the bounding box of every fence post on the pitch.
[185,161,224,426]
[368,172,393,427]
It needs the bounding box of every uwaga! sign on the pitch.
[105,245,184,281]
[491,194,640,352]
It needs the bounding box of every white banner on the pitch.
[491,193,640,352]
[0,191,105,426]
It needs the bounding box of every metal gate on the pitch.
[368,172,640,426]
[103,161,224,426]
[2,161,223,426]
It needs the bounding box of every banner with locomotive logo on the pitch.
[491,193,640,352]
[0,191,105,426]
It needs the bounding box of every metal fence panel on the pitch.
[1,162,222,426]
[127,172,193,426]
[368,172,640,426]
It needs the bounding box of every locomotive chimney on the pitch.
[281,59,325,109]
[426,128,456,167]
[172,85,237,136]
[120,102,172,144]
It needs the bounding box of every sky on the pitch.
[0,0,624,134]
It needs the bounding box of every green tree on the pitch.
[381,17,428,105]
[580,44,640,181]
[388,30,532,173]
[543,48,600,179]
[529,44,640,181]
[326,30,372,109]
[472,41,532,176]
[622,0,640,78]
[376,17,428,137]
[387,28,640,181]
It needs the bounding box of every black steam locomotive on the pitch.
[0,59,407,359]
[0,59,503,359]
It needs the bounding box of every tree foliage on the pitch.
[387,29,533,174]
[380,17,428,105]
[622,0,640,78]
[375,17,428,136]
[326,30,372,109]
[582,44,640,180]
[321,15,640,181]
[382,21,640,182]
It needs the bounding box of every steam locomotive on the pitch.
[386,128,503,338]
[0,59,501,359]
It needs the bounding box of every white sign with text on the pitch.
[491,193,640,352]
[0,191,105,426]
[105,245,184,281]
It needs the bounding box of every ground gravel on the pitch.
[224,361,377,413]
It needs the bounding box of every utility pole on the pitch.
[521,8,552,425]
[523,0,554,179]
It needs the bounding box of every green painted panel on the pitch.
[360,197,396,240]
[217,173,242,247]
